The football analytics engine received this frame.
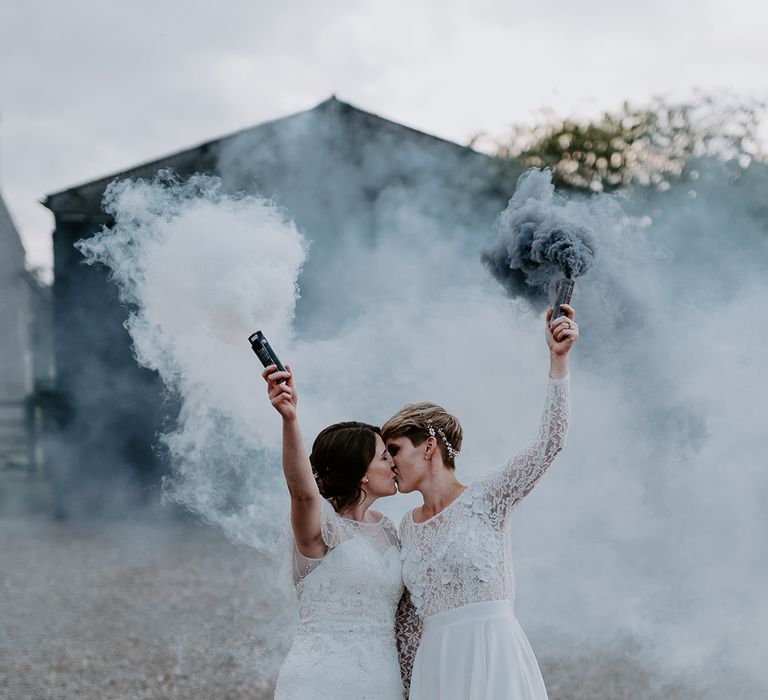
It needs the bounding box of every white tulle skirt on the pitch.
[409,600,548,700]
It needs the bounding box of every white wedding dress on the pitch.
[275,498,406,699]
[396,375,570,699]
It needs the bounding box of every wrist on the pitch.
[548,352,569,379]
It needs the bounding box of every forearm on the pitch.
[482,364,571,520]
[282,418,319,500]
[548,350,569,380]
[524,367,570,472]
[505,366,570,499]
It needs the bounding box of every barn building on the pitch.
[0,191,51,481]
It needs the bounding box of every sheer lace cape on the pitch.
[276,497,400,597]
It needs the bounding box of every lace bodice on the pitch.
[400,375,569,617]
[395,375,570,690]
[275,499,406,698]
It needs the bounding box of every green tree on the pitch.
[473,96,766,192]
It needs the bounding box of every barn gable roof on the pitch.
[44,96,488,216]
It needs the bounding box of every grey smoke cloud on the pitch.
[482,169,596,303]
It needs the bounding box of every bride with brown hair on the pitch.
[262,363,406,699]
[384,304,578,699]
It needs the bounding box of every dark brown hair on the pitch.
[310,421,380,512]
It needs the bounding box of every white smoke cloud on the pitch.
[76,173,307,547]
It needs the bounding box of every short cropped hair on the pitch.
[381,402,462,468]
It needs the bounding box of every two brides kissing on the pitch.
[265,305,578,700]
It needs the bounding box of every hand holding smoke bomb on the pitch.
[250,330,297,419]
[261,362,297,421]
[546,303,579,357]
[249,330,286,380]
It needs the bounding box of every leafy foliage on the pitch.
[474,96,766,192]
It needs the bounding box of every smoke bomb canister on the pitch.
[248,331,286,382]
[550,279,575,323]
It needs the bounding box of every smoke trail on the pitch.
[76,172,306,547]
[482,169,597,304]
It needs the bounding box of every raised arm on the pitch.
[478,305,577,525]
[263,364,326,560]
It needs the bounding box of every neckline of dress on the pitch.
[410,485,469,526]
[340,511,384,526]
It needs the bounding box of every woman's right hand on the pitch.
[262,364,297,421]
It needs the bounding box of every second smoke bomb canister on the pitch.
[248,330,286,382]
[550,279,575,323]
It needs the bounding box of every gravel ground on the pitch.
[0,517,749,700]
[1,517,281,700]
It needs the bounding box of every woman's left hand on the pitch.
[545,304,579,356]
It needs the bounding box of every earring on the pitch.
[363,477,369,483]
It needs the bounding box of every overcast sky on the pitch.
[1,0,766,276]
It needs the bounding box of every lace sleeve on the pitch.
[477,374,570,526]
[395,588,422,696]
[275,497,344,597]
[379,515,403,550]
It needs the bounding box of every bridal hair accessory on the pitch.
[427,421,460,461]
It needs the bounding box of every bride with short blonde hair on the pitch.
[385,304,578,699]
